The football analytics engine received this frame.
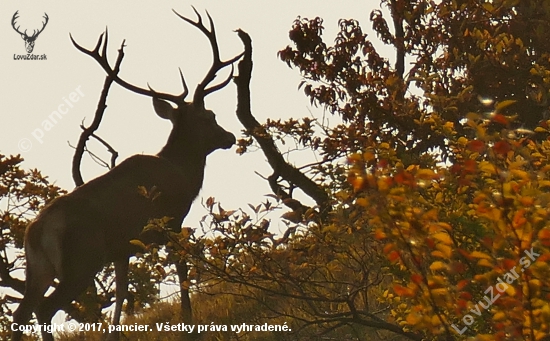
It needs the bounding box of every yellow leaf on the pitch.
[466,112,481,121]
[493,311,506,321]
[437,222,452,231]
[430,261,448,271]
[477,258,494,267]
[129,239,147,250]
[503,284,516,296]
[363,151,376,161]
[431,250,447,258]
[431,315,442,327]
[356,198,369,207]
[510,169,529,180]
[432,232,452,245]
[470,251,492,259]
[495,99,516,112]
[406,312,422,325]
[348,153,362,162]
[457,137,469,146]
[416,169,437,180]
[431,288,448,297]
[479,161,497,174]
[435,244,452,258]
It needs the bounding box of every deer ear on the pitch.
[152,97,176,121]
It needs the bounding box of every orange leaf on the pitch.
[394,171,415,186]
[502,258,516,270]
[393,284,415,297]
[538,229,550,240]
[388,250,401,262]
[519,196,534,206]
[459,291,472,300]
[512,209,527,229]
[374,229,387,240]
[457,298,469,309]
[450,262,466,274]
[411,274,423,285]
[425,237,435,249]
[463,159,477,173]
[493,141,511,155]
[383,243,395,254]
[351,176,365,192]
[468,140,485,152]
[457,279,469,290]
[492,113,509,125]
[377,159,389,168]
[458,248,473,259]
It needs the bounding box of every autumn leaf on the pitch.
[491,113,509,125]
[495,99,516,111]
[470,251,492,259]
[493,140,511,155]
[430,261,448,271]
[467,140,486,152]
[432,232,453,245]
[393,284,416,297]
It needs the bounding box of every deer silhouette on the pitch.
[11,11,48,53]
[12,8,242,341]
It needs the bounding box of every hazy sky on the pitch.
[1,1,385,231]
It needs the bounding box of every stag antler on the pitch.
[70,8,243,107]
[173,7,244,108]
[70,30,187,105]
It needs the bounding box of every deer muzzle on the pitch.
[221,131,236,149]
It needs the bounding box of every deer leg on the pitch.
[106,258,129,341]
[35,275,95,341]
[12,269,52,341]
[35,245,103,341]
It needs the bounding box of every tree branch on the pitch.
[72,37,123,186]
[233,30,330,215]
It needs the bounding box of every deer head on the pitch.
[12,11,48,53]
[12,8,242,341]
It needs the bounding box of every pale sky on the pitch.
[1,1,385,232]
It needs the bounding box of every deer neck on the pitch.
[157,139,207,192]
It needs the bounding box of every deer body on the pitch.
[27,155,197,270]
[12,8,241,341]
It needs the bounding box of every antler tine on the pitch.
[33,13,49,37]
[173,7,244,107]
[204,64,234,96]
[178,68,189,99]
[11,11,25,36]
[70,32,186,104]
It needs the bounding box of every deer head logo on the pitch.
[11,11,49,53]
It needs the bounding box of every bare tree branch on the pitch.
[72,32,122,187]
[233,30,330,216]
